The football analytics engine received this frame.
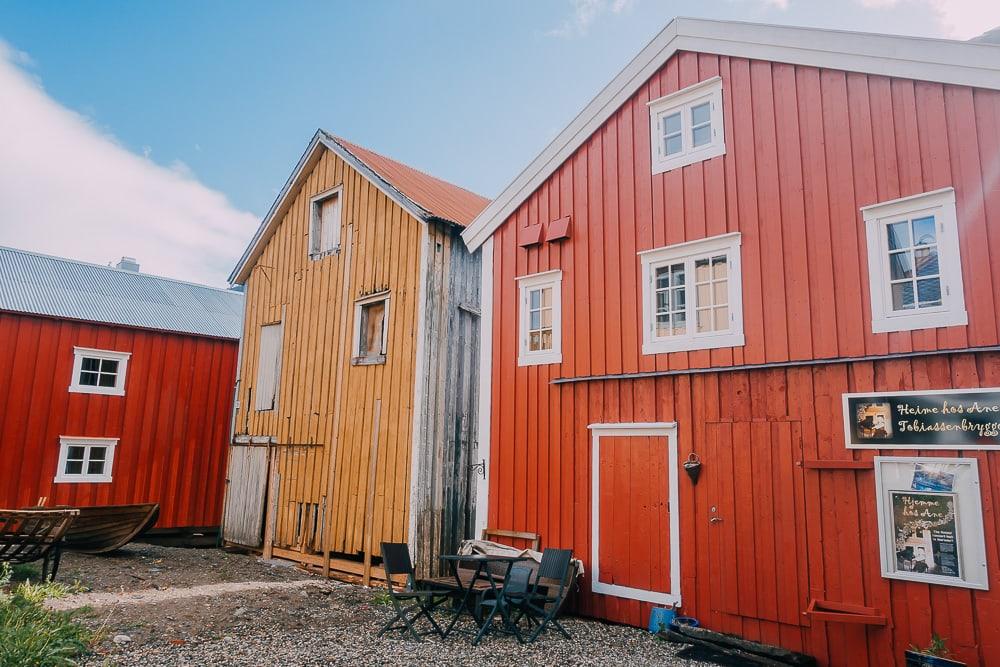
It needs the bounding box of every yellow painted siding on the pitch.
[234,147,423,556]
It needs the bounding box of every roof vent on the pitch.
[115,256,140,272]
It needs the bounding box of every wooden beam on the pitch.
[362,400,382,586]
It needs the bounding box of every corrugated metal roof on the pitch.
[328,133,490,226]
[0,246,244,340]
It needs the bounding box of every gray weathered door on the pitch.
[222,444,269,547]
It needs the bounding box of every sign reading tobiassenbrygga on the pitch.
[843,388,1000,450]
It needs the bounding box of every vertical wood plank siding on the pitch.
[0,312,237,529]
[488,51,1000,666]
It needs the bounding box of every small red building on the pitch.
[0,247,242,537]
[462,19,1000,666]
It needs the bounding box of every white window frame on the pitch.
[648,76,726,175]
[309,185,343,259]
[516,270,562,367]
[862,187,967,333]
[588,422,680,606]
[352,291,390,365]
[55,436,117,483]
[639,232,744,355]
[68,347,130,396]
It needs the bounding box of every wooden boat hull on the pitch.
[60,503,160,554]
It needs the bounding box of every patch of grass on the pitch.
[11,564,39,582]
[0,563,94,667]
[371,588,394,606]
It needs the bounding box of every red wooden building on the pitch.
[0,246,242,536]
[462,19,1000,666]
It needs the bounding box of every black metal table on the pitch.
[438,553,532,643]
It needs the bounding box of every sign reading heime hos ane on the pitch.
[843,388,1000,450]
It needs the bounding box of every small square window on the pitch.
[640,233,744,354]
[517,270,562,366]
[55,437,116,483]
[353,293,389,365]
[862,188,967,333]
[649,77,726,175]
[69,348,130,396]
[309,186,343,259]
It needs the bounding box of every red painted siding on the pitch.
[0,311,238,529]
[487,51,1000,666]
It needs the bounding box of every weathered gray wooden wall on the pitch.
[411,221,481,575]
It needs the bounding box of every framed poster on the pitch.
[843,387,1000,449]
[875,457,988,589]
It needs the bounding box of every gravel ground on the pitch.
[52,544,710,666]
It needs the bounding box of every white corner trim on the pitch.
[54,436,118,483]
[588,422,680,606]
[68,347,131,396]
[473,237,494,537]
[461,17,1000,251]
[516,270,563,367]
[407,224,432,552]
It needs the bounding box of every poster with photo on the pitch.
[890,491,960,578]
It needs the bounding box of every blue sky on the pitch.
[0,1,993,284]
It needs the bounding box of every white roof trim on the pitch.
[229,130,431,284]
[461,17,1000,251]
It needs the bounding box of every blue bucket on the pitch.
[671,616,700,630]
[648,606,676,633]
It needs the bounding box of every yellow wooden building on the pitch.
[222,130,488,579]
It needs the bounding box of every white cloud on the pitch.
[547,0,634,38]
[0,40,258,287]
[857,0,1000,39]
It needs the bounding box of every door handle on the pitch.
[709,517,723,524]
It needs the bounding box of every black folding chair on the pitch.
[378,542,449,642]
[520,548,574,642]
[477,565,533,644]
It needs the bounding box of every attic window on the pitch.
[309,186,343,259]
[648,76,726,175]
[353,292,389,366]
[69,347,130,396]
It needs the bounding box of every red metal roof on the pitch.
[330,135,489,227]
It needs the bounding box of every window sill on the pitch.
[518,352,562,367]
[68,385,125,396]
[309,248,340,261]
[352,355,386,366]
[642,332,745,355]
[872,309,967,333]
[54,476,112,484]
[651,143,725,175]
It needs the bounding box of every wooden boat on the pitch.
[30,503,160,554]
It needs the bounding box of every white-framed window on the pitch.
[68,347,130,396]
[639,232,744,354]
[648,76,725,175]
[255,322,283,411]
[516,270,562,367]
[862,188,967,333]
[309,185,343,259]
[55,436,117,483]
[352,292,390,365]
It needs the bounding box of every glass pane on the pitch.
[665,134,682,156]
[714,306,729,331]
[98,373,117,387]
[891,282,915,310]
[540,287,552,308]
[914,247,939,277]
[656,314,671,337]
[912,216,936,245]
[696,284,711,306]
[671,264,685,285]
[67,446,85,460]
[713,280,728,304]
[81,358,100,371]
[711,256,727,279]
[672,287,686,309]
[89,447,106,461]
[673,312,687,336]
[529,332,541,351]
[917,278,942,306]
[696,309,712,333]
[540,330,552,350]
[656,291,670,312]
[655,267,671,289]
[87,460,105,475]
[691,102,711,126]
[540,308,552,328]
[695,259,710,282]
[529,310,541,330]
[887,221,910,250]
[65,460,83,475]
[663,112,681,135]
[889,251,913,280]
[79,372,98,386]
[529,289,540,309]
[100,359,119,374]
[692,124,712,147]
